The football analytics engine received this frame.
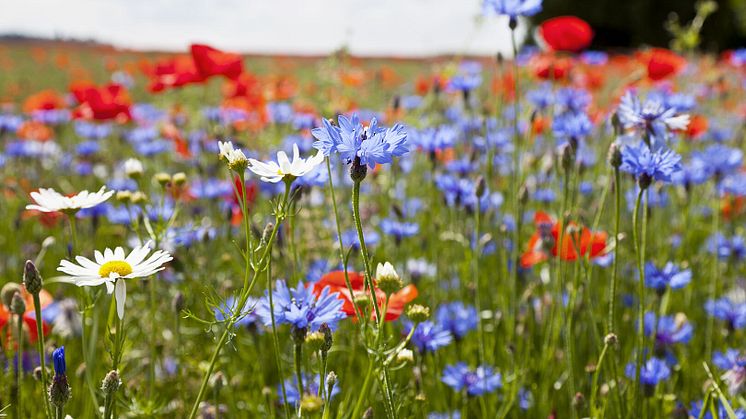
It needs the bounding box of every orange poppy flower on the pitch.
[22,90,66,114]
[17,120,53,142]
[313,270,418,322]
[521,211,608,268]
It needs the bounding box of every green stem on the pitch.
[608,168,621,334]
[16,314,23,418]
[474,193,487,368]
[325,158,363,321]
[33,293,53,418]
[705,183,720,359]
[632,187,647,414]
[351,179,396,417]
[294,342,304,416]
[269,259,291,419]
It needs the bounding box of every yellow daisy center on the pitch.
[98,260,133,278]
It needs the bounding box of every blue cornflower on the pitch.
[643,312,693,351]
[76,140,100,156]
[713,349,742,371]
[409,126,458,153]
[448,74,482,94]
[340,228,380,250]
[705,297,746,330]
[552,111,592,139]
[720,172,746,197]
[518,388,533,410]
[312,114,408,168]
[707,233,746,261]
[619,142,682,186]
[435,302,478,340]
[53,346,66,376]
[695,144,744,179]
[526,83,554,111]
[617,90,690,140]
[555,88,591,114]
[403,320,453,353]
[380,218,419,242]
[644,262,691,293]
[672,155,709,187]
[441,363,502,396]
[625,357,670,394]
[689,401,746,419]
[279,373,340,406]
[267,102,294,124]
[256,280,346,332]
[482,0,542,18]
[713,349,746,395]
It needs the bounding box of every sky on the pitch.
[1,0,527,56]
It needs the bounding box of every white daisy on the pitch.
[57,244,173,319]
[217,140,249,172]
[26,186,114,214]
[248,143,324,183]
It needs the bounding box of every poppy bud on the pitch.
[11,291,26,315]
[561,144,575,173]
[261,223,274,247]
[210,371,226,392]
[508,17,518,30]
[607,143,622,168]
[320,323,333,354]
[1,282,22,308]
[33,366,43,381]
[519,184,529,206]
[475,176,486,198]
[172,292,185,313]
[406,304,430,323]
[23,260,43,295]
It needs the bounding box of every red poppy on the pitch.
[190,44,243,81]
[0,288,53,346]
[148,55,205,92]
[539,16,593,53]
[313,270,418,322]
[531,55,573,81]
[642,48,686,81]
[17,120,53,142]
[70,82,131,121]
[521,211,608,268]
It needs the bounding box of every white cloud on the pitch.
[0,0,527,56]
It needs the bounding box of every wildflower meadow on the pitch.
[1,0,746,418]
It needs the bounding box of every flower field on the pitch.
[1,2,746,418]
